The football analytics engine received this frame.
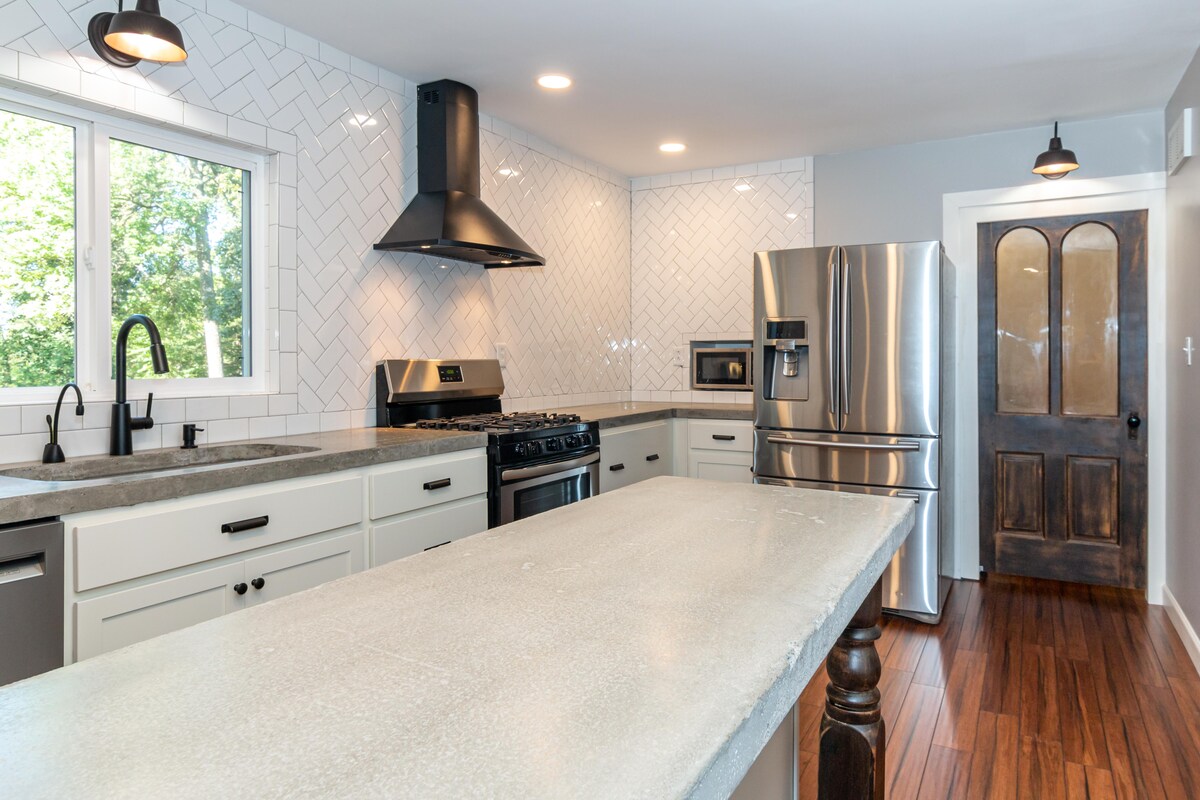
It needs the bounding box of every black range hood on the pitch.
[374,80,544,268]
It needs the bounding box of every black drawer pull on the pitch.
[424,541,452,552]
[646,453,660,462]
[423,478,452,491]
[609,463,625,472]
[222,516,269,534]
[712,434,736,441]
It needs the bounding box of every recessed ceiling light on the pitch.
[734,183,753,192]
[659,142,686,153]
[537,74,572,90]
[420,245,432,250]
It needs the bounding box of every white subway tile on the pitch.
[229,396,269,418]
[285,413,320,436]
[207,417,249,443]
[0,407,22,436]
[186,397,230,420]
[17,53,79,94]
[269,394,298,416]
[320,410,351,432]
[248,415,287,439]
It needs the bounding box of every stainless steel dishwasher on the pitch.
[0,520,64,686]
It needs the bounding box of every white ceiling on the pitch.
[235,0,1200,176]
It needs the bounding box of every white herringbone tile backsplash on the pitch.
[0,0,818,464]
[630,162,815,394]
[0,0,630,463]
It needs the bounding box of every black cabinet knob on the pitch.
[233,583,248,595]
[1127,413,1141,429]
[251,577,265,590]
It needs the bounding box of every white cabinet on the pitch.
[599,421,671,492]
[64,448,489,663]
[75,562,245,661]
[75,531,365,660]
[686,419,754,484]
[367,450,489,567]
[243,531,364,607]
[687,449,754,483]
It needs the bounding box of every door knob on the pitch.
[1127,412,1141,440]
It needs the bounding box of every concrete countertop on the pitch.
[0,427,487,526]
[0,477,915,800]
[551,400,753,428]
[0,403,752,525]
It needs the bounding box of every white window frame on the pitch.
[0,89,269,404]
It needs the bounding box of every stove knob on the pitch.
[580,433,592,446]
[529,441,542,455]
[546,438,562,452]
[565,434,580,448]
[513,442,526,457]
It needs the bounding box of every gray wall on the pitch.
[813,112,1164,245]
[1165,47,1200,639]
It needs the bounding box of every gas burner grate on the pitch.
[414,411,583,433]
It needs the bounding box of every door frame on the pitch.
[943,172,1167,603]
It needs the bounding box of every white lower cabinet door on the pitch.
[242,531,365,607]
[75,562,246,661]
[371,496,488,567]
[687,449,754,483]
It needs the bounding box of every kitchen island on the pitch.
[0,477,914,799]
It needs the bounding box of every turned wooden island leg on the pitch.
[818,578,885,800]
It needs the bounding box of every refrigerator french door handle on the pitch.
[765,435,922,452]
[840,248,851,418]
[827,249,839,417]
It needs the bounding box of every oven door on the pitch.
[496,451,600,526]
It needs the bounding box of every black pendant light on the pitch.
[1032,121,1080,180]
[89,0,188,68]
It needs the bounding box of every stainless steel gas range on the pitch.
[376,359,599,527]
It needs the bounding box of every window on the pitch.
[0,92,266,401]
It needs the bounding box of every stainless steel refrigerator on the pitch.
[751,241,955,622]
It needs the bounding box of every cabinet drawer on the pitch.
[688,419,753,453]
[369,450,487,520]
[600,421,670,492]
[75,562,245,661]
[371,496,488,566]
[73,475,362,592]
[688,449,754,483]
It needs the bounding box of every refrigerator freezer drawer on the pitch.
[754,477,943,620]
[753,429,939,490]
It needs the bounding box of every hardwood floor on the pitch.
[797,575,1200,799]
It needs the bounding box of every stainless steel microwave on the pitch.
[691,342,753,391]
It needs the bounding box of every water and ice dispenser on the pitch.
[761,318,809,400]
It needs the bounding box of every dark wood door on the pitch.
[978,211,1148,588]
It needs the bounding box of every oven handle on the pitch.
[765,436,921,452]
[500,451,600,482]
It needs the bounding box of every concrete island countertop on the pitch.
[0,402,751,525]
[0,477,915,800]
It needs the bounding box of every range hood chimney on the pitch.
[374,80,544,268]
